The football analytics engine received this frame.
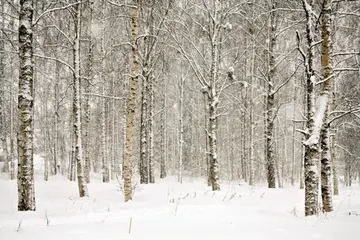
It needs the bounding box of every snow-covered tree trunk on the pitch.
[0,0,7,173]
[160,80,167,179]
[44,86,49,181]
[17,0,36,211]
[202,91,211,186]
[101,84,109,182]
[111,78,117,180]
[319,0,334,213]
[84,0,94,183]
[124,0,140,202]
[249,19,256,185]
[139,73,149,184]
[208,93,220,191]
[148,77,155,184]
[331,131,339,195]
[291,85,297,186]
[10,66,15,180]
[207,0,221,191]
[301,0,319,216]
[73,2,89,197]
[265,0,277,189]
[101,0,109,183]
[53,63,60,175]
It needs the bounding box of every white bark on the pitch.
[73,2,89,197]
[17,0,36,211]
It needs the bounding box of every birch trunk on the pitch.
[101,1,109,182]
[124,0,140,202]
[331,132,339,195]
[202,91,210,186]
[17,0,36,211]
[139,74,148,184]
[207,0,221,191]
[291,86,297,186]
[249,25,256,185]
[178,76,184,184]
[10,67,15,180]
[53,62,60,175]
[320,0,334,213]
[148,78,155,184]
[160,80,167,179]
[84,0,94,183]
[301,0,319,216]
[44,86,49,181]
[265,0,277,188]
[0,0,7,173]
[73,3,89,197]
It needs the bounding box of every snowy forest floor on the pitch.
[0,176,359,240]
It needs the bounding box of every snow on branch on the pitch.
[33,1,84,26]
[34,54,74,73]
[107,1,138,9]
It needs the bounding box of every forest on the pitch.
[1,0,360,233]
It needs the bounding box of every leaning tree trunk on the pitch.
[319,0,334,213]
[124,0,140,202]
[17,0,36,211]
[73,3,89,197]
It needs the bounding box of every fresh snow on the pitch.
[304,94,329,146]
[0,176,359,240]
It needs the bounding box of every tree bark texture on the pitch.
[17,0,36,211]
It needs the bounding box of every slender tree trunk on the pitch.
[148,78,155,183]
[178,76,184,184]
[10,67,15,180]
[73,3,89,197]
[202,91,210,186]
[291,86,297,186]
[249,29,256,185]
[265,0,277,188]
[100,0,109,183]
[17,0,36,211]
[139,74,148,184]
[331,132,339,195]
[53,62,60,175]
[84,0,94,183]
[301,0,319,216]
[0,0,7,173]
[207,0,221,191]
[160,79,167,179]
[111,78,117,180]
[320,0,334,213]
[124,0,140,202]
[44,86,49,181]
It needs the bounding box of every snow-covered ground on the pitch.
[0,176,359,240]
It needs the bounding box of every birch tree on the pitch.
[72,2,89,197]
[298,0,319,217]
[123,0,140,202]
[319,0,334,213]
[18,0,36,211]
